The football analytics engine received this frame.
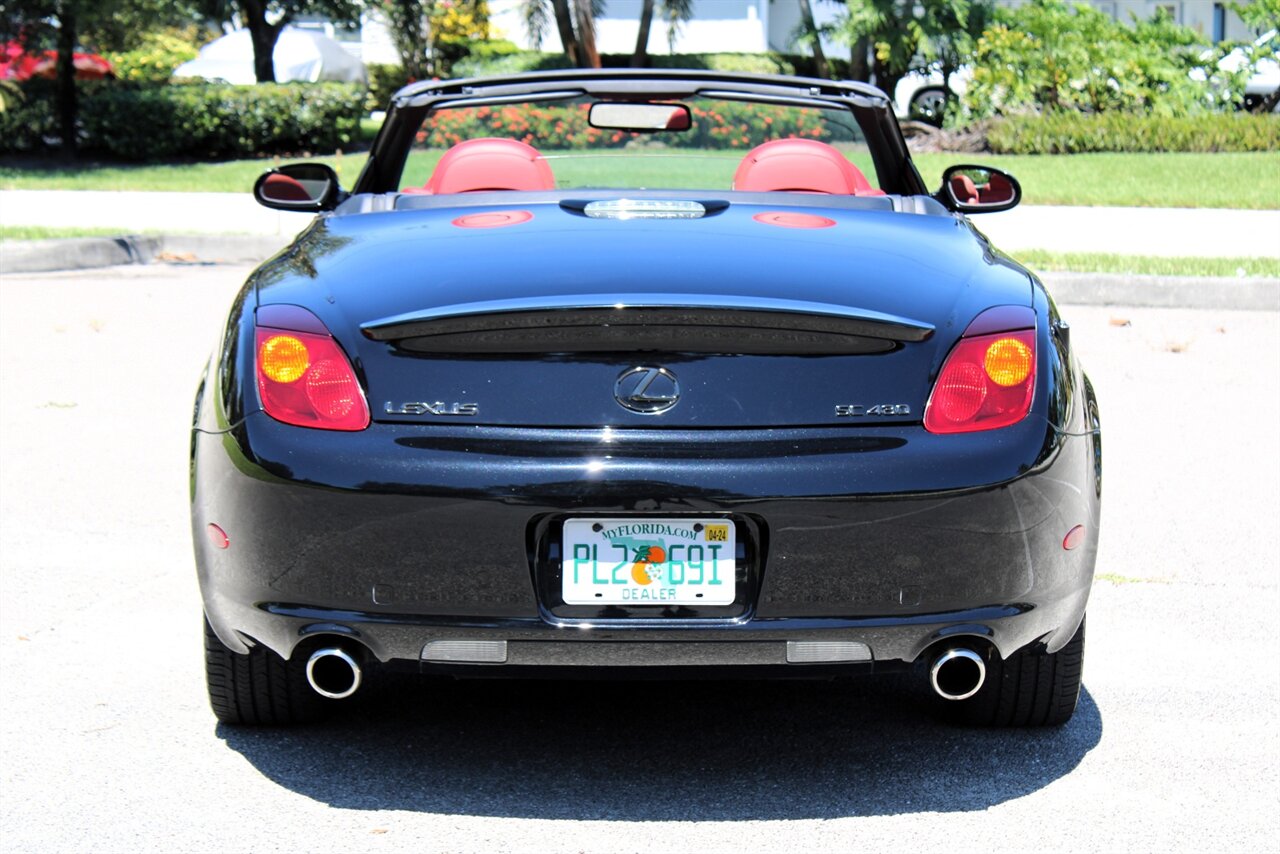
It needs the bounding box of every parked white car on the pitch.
[173,27,367,86]
[893,68,971,125]
[1218,30,1279,111]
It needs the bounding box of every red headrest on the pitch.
[950,174,980,205]
[733,139,879,195]
[414,138,556,195]
[262,173,313,202]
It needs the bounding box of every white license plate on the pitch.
[561,518,736,606]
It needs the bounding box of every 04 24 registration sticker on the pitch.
[561,518,736,606]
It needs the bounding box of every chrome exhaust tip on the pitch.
[305,647,363,700]
[930,647,987,701]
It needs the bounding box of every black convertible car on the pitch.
[192,70,1101,727]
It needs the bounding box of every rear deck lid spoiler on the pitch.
[360,295,935,356]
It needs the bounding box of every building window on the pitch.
[1213,3,1226,42]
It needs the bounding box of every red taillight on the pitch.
[924,328,1036,434]
[255,320,369,431]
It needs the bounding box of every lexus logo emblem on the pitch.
[614,366,680,414]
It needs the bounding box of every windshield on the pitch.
[401,96,877,193]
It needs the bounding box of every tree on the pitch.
[519,0,602,68]
[631,0,692,67]
[832,0,932,99]
[631,0,653,66]
[425,0,489,76]
[0,0,196,157]
[380,0,430,80]
[571,0,598,67]
[963,0,1230,119]
[199,1,362,83]
[832,0,993,110]
[550,0,580,65]
[917,0,993,122]
[796,0,829,78]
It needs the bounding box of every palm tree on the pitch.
[798,0,830,78]
[520,0,604,68]
[632,0,693,66]
[573,0,600,67]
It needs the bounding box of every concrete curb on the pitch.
[3,235,1276,311]
[1040,271,1279,312]
[2,234,289,275]
[3,235,162,273]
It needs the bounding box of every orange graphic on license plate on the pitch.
[630,545,667,585]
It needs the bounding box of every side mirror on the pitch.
[937,164,1021,214]
[253,163,342,212]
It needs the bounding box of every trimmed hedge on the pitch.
[450,49,569,79]
[0,81,59,154]
[988,111,1280,154]
[0,81,365,161]
[632,52,798,76]
[364,62,411,112]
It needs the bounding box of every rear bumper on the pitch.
[192,410,1100,670]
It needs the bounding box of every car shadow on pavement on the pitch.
[218,673,1101,819]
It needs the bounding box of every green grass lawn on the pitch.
[0,152,368,193]
[0,225,150,240]
[910,152,1280,210]
[1017,251,1280,278]
[2,150,1277,209]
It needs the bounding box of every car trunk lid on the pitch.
[255,201,1032,429]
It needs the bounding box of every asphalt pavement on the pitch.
[0,263,1277,852]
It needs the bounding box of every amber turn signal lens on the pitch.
[259,334,310,383]
[984,337,1033,387]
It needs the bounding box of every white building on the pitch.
[487,0,1259,57]
[311,1,1264,68]
[291,11,400,65]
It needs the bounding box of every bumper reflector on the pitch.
[786,640,872,664]
[206,523,229,550]
[422,639,508,664]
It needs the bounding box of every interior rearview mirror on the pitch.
[588,101,692,133]
[937,164,1021,214]
[253,163,342,212]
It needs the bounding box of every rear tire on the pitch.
[203,616,323,725]
[949,616,1086,727]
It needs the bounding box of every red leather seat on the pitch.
[733,139,883,196]
[262,173,313,202]
[978,173,1014,204]
[949,173,980,205]
[403,138,556,195]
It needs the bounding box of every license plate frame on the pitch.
[560,517,737,607]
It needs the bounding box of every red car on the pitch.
[0,41,113,81]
